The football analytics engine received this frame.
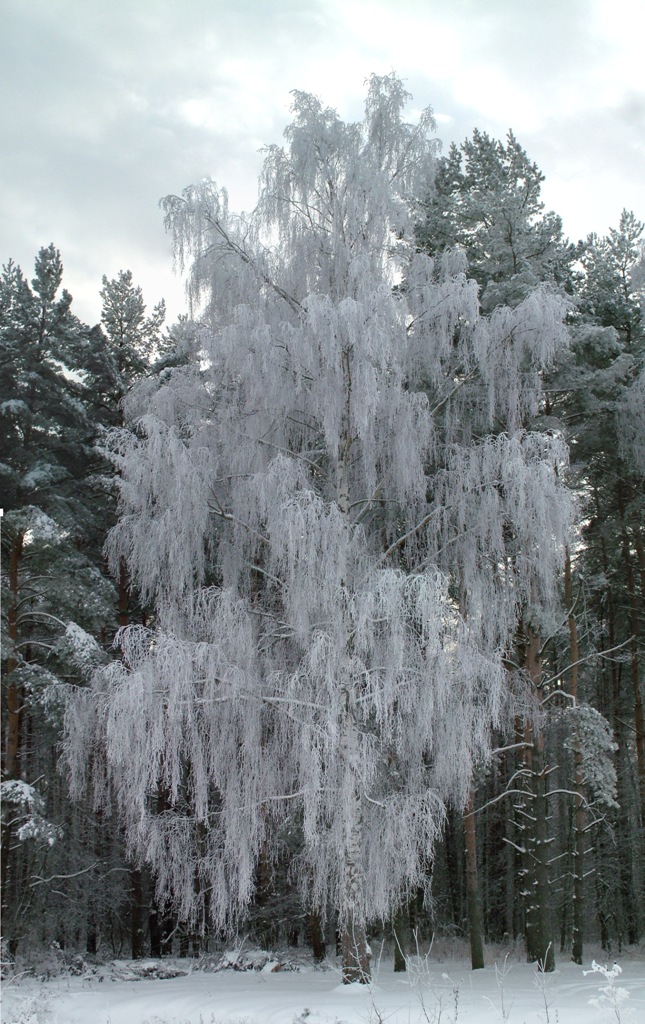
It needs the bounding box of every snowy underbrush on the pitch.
[1,991,53,1024]
[1,940,98,984]
[1,941,108,984]
[1,942,306,986]
[582,960,633,1022]
[393,934,529,967]
[212,947,305,973]
[2,945,644,1024]
[0,946,303,1024]
[388,948,641,1024]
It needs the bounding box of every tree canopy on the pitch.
[64,75,572,981]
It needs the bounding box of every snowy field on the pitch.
[3,949,645,1024]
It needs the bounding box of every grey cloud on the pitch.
[1,0,642,324]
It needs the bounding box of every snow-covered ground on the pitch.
[3,949,645,1024]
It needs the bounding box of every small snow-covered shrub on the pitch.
[583,960,631,1021]
[1,991,53,1024]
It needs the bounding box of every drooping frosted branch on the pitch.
[67,74,572,936]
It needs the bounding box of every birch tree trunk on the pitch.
[339,709,369,982]
[337,353,371,983]
[338,660,370,979]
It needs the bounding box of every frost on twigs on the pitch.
[562,704,618,809]
[55,623,106,676]
[583,960,631,1020]
[66,74,571,947]
[0,780,63,847]
[619,366,645,475]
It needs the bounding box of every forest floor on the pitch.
[2,943,645,1024]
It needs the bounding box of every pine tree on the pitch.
[417,129,572,312]
[95,269,166,419]
[0,246,116,952]
[416,130,578,970]
[563,211,645,947]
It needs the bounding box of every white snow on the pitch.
[3,954,645,1024]
[22,510,63,544]
[59,622,104,674]
[0,779,40,809]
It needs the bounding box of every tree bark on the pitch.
[309,907,326,963]
[564,549,586,965]
[1,532,25,919]
[336,389,370,985]
[340,750,370,983]
[131,867,146,959]
[602,538,638,947]
[622,528,645,831]
[392,903,409,972]
[463,790,485,969]
[149,906,162,958]
[633,529,645,598]
[3,532,24,780]
[341,907,370,984]
[86,912,98,955]
[521,627,555,972]
[118,556,130,629]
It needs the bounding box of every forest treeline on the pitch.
[1,76,643,981]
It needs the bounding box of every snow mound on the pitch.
[127,960,189,980]
[216,948,303,972]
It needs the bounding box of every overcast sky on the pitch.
[2,0,644,326]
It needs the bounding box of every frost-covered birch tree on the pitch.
[64,74,571,981]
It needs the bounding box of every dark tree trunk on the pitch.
[464,791,485,969]
[161,914,174,956]
[118,556,130,629]
[309,908,326,962]
[600,532,639,946]
[520,627,555,972]
[253,840,276,949]
[622,528,645,832]
[615,727,639,947]
[392,903,409,972]
[443,807,463,930]
[86,913,98,955]
[131,867,146,959]
[1,533,25,930]
[3,533,23,780]
[149,907,162,958]
[564,549,586,965]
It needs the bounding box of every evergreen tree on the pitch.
[417,129,572,311]
[416,131,578,970]
[1,250,173,956]
[414,129,644,969]
[563,211,645,948]
[0,246,116,952]
[95,270,166,422]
